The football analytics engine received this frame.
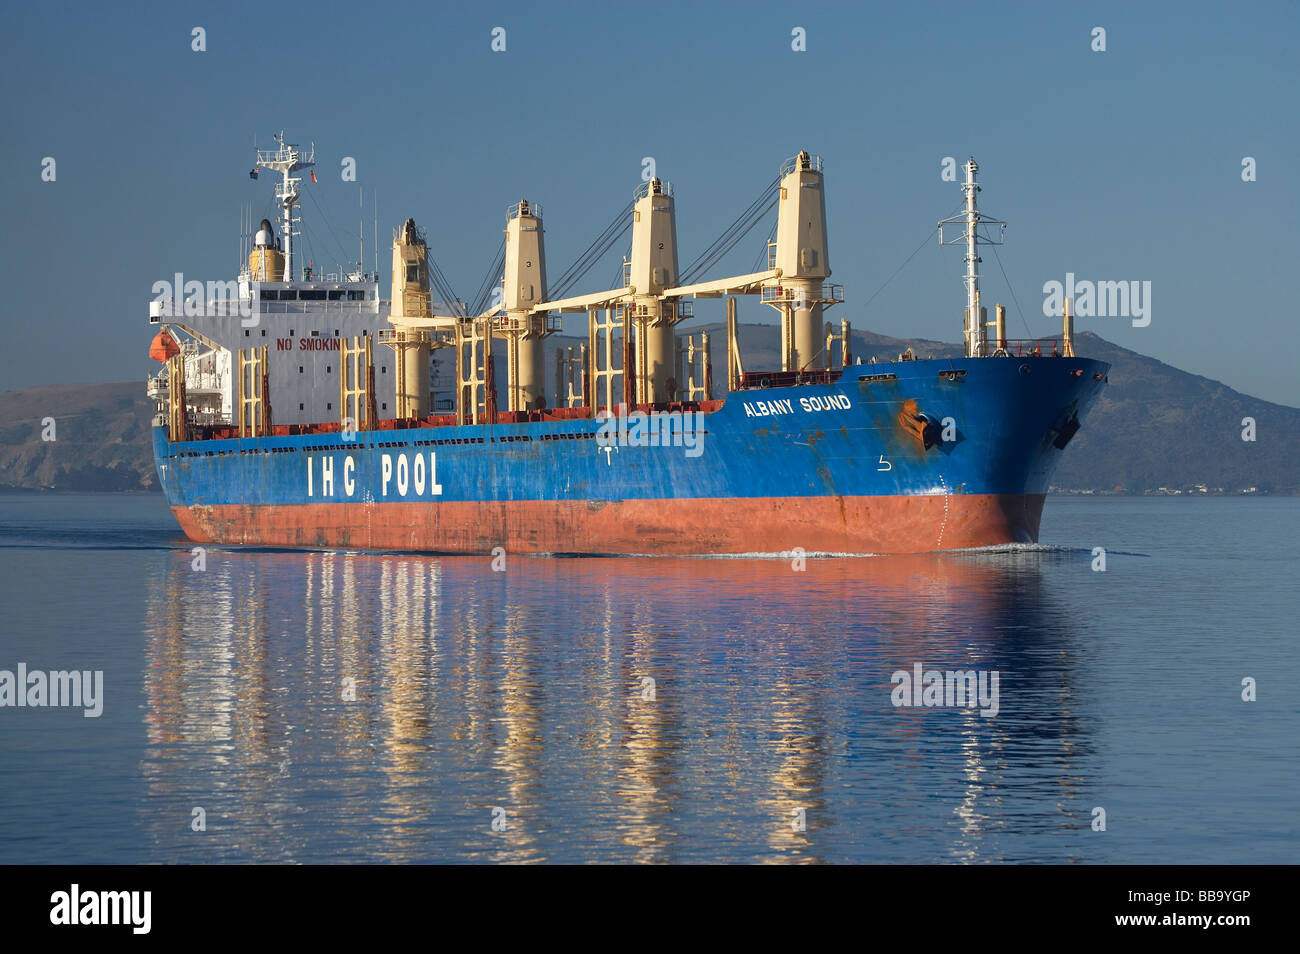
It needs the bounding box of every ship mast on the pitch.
[939,158,1005,357]
[256,132,316,282]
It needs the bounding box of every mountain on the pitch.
[1,328,1294,494]
[0,381,158,491]
[1039,333,1295,495]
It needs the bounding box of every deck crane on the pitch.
[529,150,845,405]
[386,150,846,421]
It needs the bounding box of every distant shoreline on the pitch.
[0,487,163,496]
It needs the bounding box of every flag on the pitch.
[310,170,317,183]
[249,167,258,180]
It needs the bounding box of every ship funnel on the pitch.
[248,218,285,280]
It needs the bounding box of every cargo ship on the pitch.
[146,136,1107,555]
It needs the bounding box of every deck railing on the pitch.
[991,339,1063,357]
[736,369,843,389]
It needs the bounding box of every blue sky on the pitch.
[2,0,1296,404]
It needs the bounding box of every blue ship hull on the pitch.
[154,354,1108,554]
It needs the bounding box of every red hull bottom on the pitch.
[172,494,1046,555]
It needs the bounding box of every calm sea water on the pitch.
[0,492,1295,864]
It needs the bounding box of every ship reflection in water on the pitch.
[140,546,1100,863]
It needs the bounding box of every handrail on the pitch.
[633,179,673,200]
[991,338,1064,357]
[736,368,843,389]
[759,284,844,304]
[780,153,823,176]
[507,200,542,219]
[155,298,381,317]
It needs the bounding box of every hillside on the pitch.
[1,329,1294,494]
[0,381,158,491]
[1044,333,1296,494]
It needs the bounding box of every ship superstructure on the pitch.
[147,133,462,429]
[146,137,1107,555]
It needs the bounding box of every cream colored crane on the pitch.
[530,150,844,403]
[387,150,845,418]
